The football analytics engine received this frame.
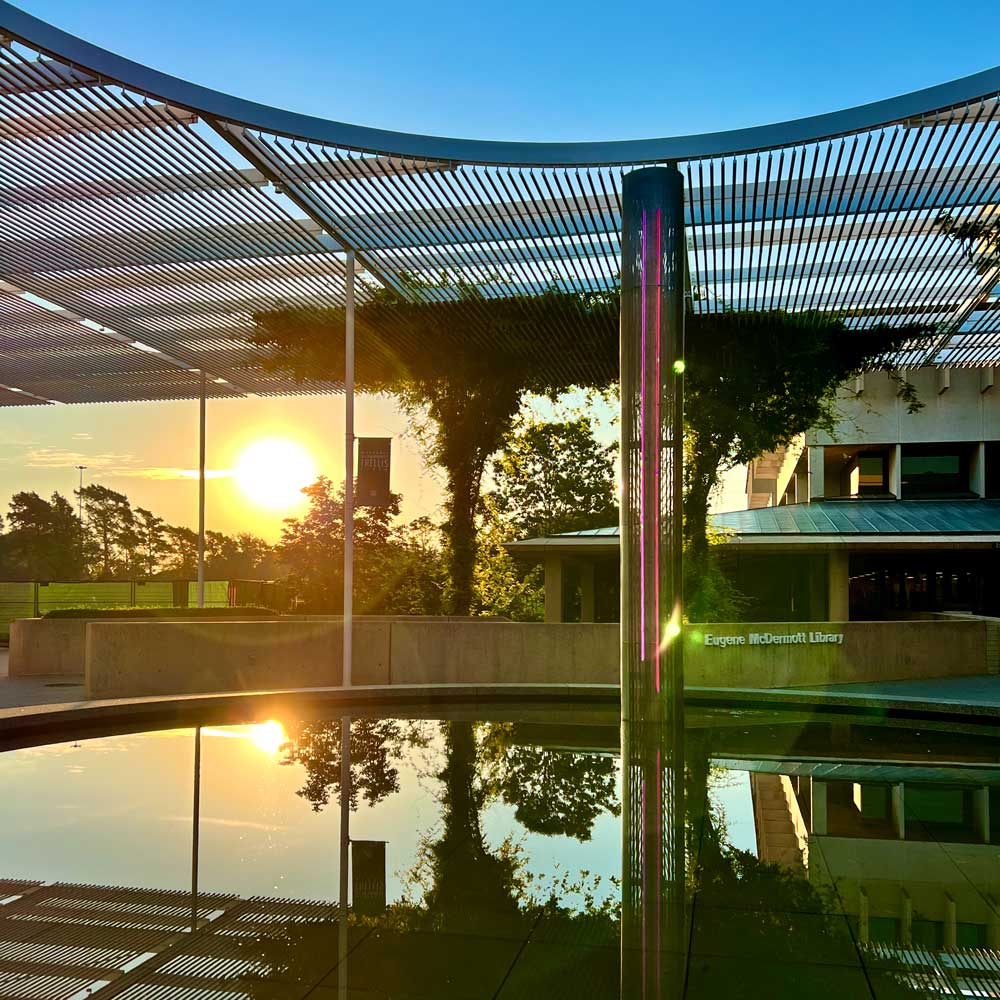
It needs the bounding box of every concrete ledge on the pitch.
[85,620,390,698]
[9,615,284,677]
[684,620,990,687]
[389,621,619,684]
[10,613,505,678]
[78,617,995,700]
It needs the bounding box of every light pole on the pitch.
[75,465,86,521]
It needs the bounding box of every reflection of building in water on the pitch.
[752,762,1000,991]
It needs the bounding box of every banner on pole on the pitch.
[356,437,392,507]
[351,840,387,915]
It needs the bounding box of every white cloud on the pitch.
[21,447,231,481]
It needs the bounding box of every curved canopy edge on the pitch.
[3,1,1000,164]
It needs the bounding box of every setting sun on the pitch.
[234,437,317,510]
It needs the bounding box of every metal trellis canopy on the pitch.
[0,1,999,406]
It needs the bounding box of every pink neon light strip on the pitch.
[653,208,662,695]
[639,209,647,677]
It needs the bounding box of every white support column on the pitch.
[810,778,828,835]
[196,372,206,609]
[544,554,564,623]
[858,888,869,945]
[891,783,906,840]
[889,444,902,499]
[901,890,913,946]
[808,446,825,501]
[981,367,995,394]
[343,251,355,687]
[828,550,850,622]
[972,441,987,497]
[944,895,957,952]
[580,561,596,623]
[937,366,951,394]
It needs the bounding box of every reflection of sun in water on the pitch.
[203,721,287,755]
[234,437,317,509]
[247,721,287,755]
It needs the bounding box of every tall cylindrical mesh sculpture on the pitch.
[620,165,687,996]
[619,165,685,724]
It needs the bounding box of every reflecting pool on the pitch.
[2,703,1000,997]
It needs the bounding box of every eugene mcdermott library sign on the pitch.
[703,630,845,648]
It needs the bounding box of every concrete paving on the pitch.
[0,649,85,709]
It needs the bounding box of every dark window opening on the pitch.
[901,446,971,498]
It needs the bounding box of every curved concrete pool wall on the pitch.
[80,619,1000,699]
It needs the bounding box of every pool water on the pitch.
[2,704,1000,997]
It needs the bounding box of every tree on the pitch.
[253,288,616,614]
[256,294,928,619]
[134,507,167,577]
[277,476,448,613]
[77,483,136,578]
[682,311,926,615]
[488,414,618,539]
[1,491,88,580]
[162,524,198,578]
[205,530,274,580]
[473,498,544,620]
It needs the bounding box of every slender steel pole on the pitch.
[191,725,201,933]
[197,371,207,609]
[343,252,355,687]
[338,716,351,1000]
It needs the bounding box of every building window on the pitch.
[857,453,888,496]
[901,448,969,498]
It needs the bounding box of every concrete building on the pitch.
[507,367,1000,622]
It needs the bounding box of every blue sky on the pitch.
[3,0,998,538]
[19,0,1000,143]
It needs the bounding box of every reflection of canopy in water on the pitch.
[1,1,1000,407]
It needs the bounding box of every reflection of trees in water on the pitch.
[279,718,429,811]
[253,723,926,997]
[479,723,621,841]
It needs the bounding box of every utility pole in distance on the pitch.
[76,465,86,521]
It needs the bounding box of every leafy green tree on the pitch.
[253,289,615,614]
[682,312,926,615]
[1,491,88,580]
[488,415,618,539]
[277,476,447,613]
[473,498,544,620]
[205,530,274,580]
[256,292,926,621]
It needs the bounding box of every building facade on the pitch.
[507,367,1000,623]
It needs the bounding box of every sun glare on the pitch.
[248,720,287,755]
[234,437,317,509]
